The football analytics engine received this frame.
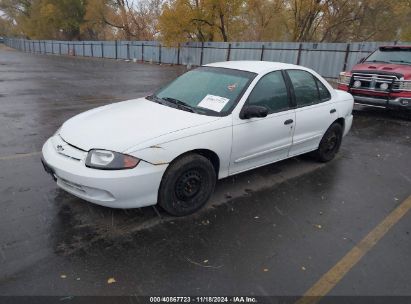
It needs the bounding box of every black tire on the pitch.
[158,154,216,216]
[314,123,343,162]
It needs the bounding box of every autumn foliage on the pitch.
[0,0,410,43]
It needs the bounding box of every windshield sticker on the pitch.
[198,94,230,112]
[227,83,238,91]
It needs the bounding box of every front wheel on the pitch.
[158,154,216,216]
[314,123,343,162]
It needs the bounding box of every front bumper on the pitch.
[42,137,168,208]
[337,84,411,110]
[353,95,411,110]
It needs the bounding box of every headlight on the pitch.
[338,72,351,85]
[353,80,361,88]
[393,80,411,91]
[85,149,140,170]
[379,82,389,90]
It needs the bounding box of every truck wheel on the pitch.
[158,154,216,216]
[314,123,343,162]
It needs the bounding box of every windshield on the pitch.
[150,67,256,116]
[365,48,411,65]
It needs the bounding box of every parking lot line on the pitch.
[0,151,41,161]
[296,194,411,304]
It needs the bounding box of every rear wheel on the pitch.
[314,123,343,162]
[158,154,216,216]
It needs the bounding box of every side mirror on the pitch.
[240,105,269,119]
[358,57,366,64]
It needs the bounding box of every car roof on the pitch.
[204,61,301,75]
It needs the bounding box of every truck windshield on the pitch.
[149,67,256,116]
[366,48,411,65]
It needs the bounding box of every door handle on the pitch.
[330,109,336,114]
[284,119,294,125]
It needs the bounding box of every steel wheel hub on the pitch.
[324,133,338,153]
[175,170,202,201]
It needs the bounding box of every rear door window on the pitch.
[287,70,320,107]
[316,78,331,101]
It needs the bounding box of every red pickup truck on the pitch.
[337,46,411,111]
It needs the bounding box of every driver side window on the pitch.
[247,71,290,114]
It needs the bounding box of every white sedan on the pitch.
[42,61,353,216]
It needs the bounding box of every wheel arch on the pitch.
[333,117,345,130]
[157,149,219,216]
[168,149,220,177]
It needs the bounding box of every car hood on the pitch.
[60,98,221,152]
[352,63,411,79]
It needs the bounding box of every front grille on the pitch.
[53,135,87,162]
[58,177,86,193]
[351,73,398,92]
[58,152,81,161]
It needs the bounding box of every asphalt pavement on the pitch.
[0,44,410,301]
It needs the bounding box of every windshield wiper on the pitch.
[161,97,198,113]
[146,94,166,105]
[390,60,411,64]
[364,60,391,64]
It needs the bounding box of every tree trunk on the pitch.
[219,11,228,42]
